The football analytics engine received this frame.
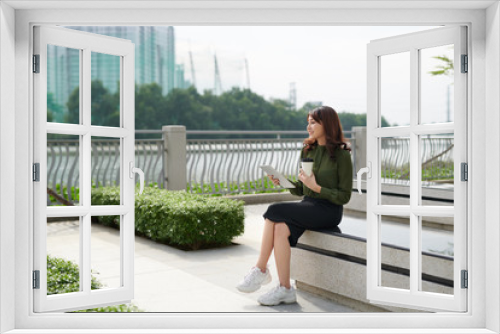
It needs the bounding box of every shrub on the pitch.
[187,176,293,195]
[47,255,102,295]
[47,255,141,312]
[91,186,245,250]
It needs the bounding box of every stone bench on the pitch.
[290,218,454,312]
[230,186,455,312]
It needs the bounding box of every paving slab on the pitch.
[47,203,356,313]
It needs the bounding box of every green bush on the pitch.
[48,184,80,204]
[187,175,295,195]
[91,186,245,250]
[47,255,102,295]
[47,255,141,312]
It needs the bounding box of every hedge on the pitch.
[47,255,141,312]
[91,186,245,250]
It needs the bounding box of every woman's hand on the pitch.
[268,175,280,186]
[298,169,322,193]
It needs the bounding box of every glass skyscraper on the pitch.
[47,26,189,122]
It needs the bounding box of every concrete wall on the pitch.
[0,2,16,333]
[486,2,500,332]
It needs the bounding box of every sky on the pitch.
[174,26,455,126]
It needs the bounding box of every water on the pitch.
[340,211,453,257]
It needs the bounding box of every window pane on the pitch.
[91,137,121,204]
[420,216,454,295]
[47,216,82,295]
[47,44,80,124]
[380,52,410,127]
[420,45,454,124]
[91,52,121,127]
[380,215,410,290]
[380,137,410,205]
[420,134,454,206]
[91,216,122,290]
[47,134,80,206]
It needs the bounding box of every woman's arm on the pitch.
[317,150,353,205]
[288,148,306,196]
[288,179,304,196]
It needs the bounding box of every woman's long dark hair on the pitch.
[303,106,351,160]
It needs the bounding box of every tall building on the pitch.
[166,26,175,94]
[46,45,80,122]
[47,26,185,122]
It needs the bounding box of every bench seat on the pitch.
[290,225,454,312]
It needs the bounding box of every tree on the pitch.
[429,55,453,77]
[66,80,119,126]
[77,82,384,133]
[164,86,210,129]
[135,83,168,130]
[47,92,63,122]
[90,80,120,126]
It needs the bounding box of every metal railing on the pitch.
[46,129,453,204]
[186,138,303,195]
[184,130,356,194]
[47,139,80,205]
[380,136,454,186]
[47,138,165,205]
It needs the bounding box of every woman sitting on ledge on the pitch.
[236,105,353,306]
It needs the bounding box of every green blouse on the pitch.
[289,145,353,206]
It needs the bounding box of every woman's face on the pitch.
[307,115,326,142]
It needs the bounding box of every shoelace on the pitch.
[244,268,261,283]
[263,285,281,297]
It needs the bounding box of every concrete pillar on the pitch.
[162,125,187,190]
[352,126,367,178]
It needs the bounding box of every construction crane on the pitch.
[244,58,250,89]
[214,52,223,95]
[189,43,196,88]
[289,82,297,110]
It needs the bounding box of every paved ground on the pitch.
[47,203,356,313]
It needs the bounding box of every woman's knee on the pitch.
[265,218,275,225]
[274,223,290,238]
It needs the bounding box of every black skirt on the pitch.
[262,196,343,247]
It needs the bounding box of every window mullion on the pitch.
[410,47,420,294]
[82,48,92,294]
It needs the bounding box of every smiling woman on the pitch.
[1,1,497,333]
[236,106,352,306]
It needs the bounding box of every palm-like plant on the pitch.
[429,55,454,77]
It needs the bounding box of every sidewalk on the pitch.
[47,203,357,312]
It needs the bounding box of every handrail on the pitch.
[45,129,453,204]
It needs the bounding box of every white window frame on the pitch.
[1,2,498,333]
[366,26,468,312]
[33,25,136,313]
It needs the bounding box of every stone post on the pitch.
[352,126,367,179]
[162,125,187,190]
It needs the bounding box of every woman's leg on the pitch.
[255,219,275,272]
[273,223,292,289]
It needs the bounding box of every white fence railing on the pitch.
[46,128,453,205]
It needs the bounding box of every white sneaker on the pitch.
[236,267,272,293]
[258,285,297,306]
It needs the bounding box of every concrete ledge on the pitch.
[225,192,299,205]
[346,191,453,229]
[227,190,453,229]
[291,245,452,312]
[291,230,454,312]
[291,247,425,313]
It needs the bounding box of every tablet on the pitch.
[260,165,296,189]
